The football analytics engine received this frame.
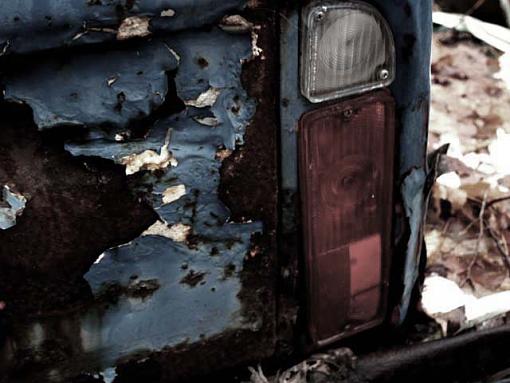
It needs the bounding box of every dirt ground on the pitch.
[423,24,510,334]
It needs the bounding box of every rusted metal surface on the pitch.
[0,2,277,382]
[0,0,433,380]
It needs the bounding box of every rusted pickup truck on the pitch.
[0,0,451,382]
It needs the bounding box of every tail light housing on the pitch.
[299,90,395,346]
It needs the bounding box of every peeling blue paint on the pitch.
[4,42,179,129]
[0,0,248,56]
[400,167,427,321]
[0,185,27,230]
[82,234,258,366]
[1,22,262,379]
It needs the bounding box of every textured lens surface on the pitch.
[302,2,395,103]
[299,90,395,345]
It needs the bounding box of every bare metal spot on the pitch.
[162,185,186,205]
[219,15,253,34]
[143,221,191,243]
[117,16,151,41]
[120,129,177,175]
[184,88,221,108]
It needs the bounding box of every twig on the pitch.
[451,0,488,31]
[468,195,510,209]
[461,190,488,288]
[487,195,510,209]
[485,219,510,276]
[466,0,488,17]
[459,219,476,236]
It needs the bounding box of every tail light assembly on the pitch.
[299,1,396,346]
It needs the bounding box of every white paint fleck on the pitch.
[185,87,221,108]
[219,15,253,33]
[93,253,106,265]
[0,40,10,56]
[162,185,186,205]
[117,16,151,41]
[101,367,118,383]
[251,30,264,59]
[160,8,176,17]
[107,76,118,87]
[120,129,177,175]
[164,43,181,62]
[193,116,220,127]
[143,221,191,243]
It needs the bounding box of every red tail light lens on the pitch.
[299,90,395,346]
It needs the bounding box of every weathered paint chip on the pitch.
[184,87,221,108]
[160,9,176,17]
[0,185,27,230]
[162,185,186,205]
[219,15,253,33]
[107,76,118,87]
[120,129,177,175]
[216,148,233,161]
[117,16,152,41]
[193,116,220,126]
[251,30,264,59]
[4,41,178,130]
[143,221,191,243]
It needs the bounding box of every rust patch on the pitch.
[95,278,161,303]
[223,263,237,279]
[0,102,157,317]
[180,270,206,287]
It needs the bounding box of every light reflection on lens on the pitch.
[301,2,395,103]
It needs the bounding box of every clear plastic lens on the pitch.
[301,1,396,103]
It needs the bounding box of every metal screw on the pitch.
[315,9,326,21]
[343,108,353,118]
[379,69,390,80]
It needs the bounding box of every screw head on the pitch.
[343,108,353,118]
[314,7,327,21]
[379,69,390,80]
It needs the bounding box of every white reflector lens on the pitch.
[301,1,396,103]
